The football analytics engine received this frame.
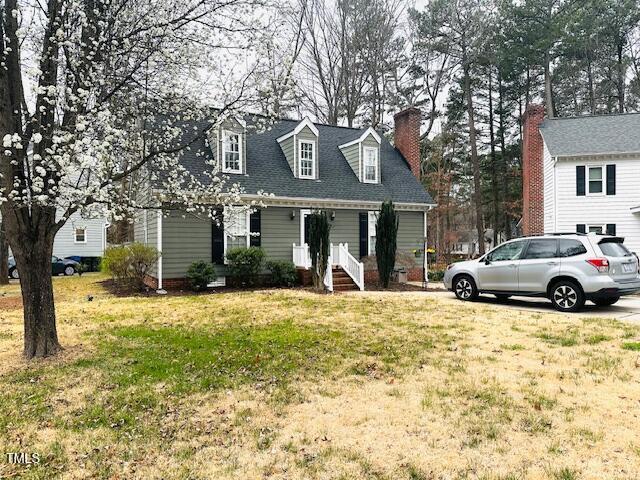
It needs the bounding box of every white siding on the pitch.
[53,212,108,258]
[545,151,640,254]
[543,143,555,233]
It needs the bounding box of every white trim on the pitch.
[144,210,149,244]
[73,226,88,244]
[362,146,379,183]
[221,129,243,174]
[152,189,435,211]
[337,127,381,149]
[299,209,311,244]
[298,139,316,179]
[157,211,163,291]
[276,117,319,143]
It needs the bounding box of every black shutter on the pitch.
[249,209,261,247]
[606,224,617,236]
[606,164,616,195]
[359,212,368,258]
[212,209,225,264]
[576,166,586,196]
[576,224,586,234]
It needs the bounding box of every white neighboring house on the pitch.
[522,106,640,254]
[53,212,109,259]
[2,211,109,259]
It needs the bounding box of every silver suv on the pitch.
[443,233,640,312]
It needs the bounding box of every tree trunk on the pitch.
[1,204,62,359]
[488,68,499,246]
[586,56,596,114]
[498,72,510,241]
[12,235,62,358]
[617,42,625,113]
[463,61,484,256]
[544,52,555,118]
[0,221,8,284]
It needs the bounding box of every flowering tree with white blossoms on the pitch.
[0,0,276,359]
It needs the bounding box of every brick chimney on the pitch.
[522,104,546,236]
[394,107,421,179]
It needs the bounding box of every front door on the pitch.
[518,238,560,293]
[477,239,528,291]
[300,209,312,245]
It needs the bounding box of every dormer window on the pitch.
[223,131,241,173]
[363,147,379,183]
[338,127,381,184]
[299,140,315,178]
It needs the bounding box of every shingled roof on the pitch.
[169,117,435,206]
[540,112,640,157]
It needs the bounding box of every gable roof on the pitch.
[540,112,640,157]
[168,116,434,206]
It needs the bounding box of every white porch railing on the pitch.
[293,242,364,291]
[333,243,364,290]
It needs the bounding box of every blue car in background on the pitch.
[8,256,81,279]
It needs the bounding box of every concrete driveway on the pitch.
[429,289,640,323]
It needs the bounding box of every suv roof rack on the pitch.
[548,232,587,236]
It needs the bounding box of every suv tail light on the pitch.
[586,258,609,273]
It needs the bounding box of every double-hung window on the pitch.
[223,131,241,173]
[363,147,379,183]
[74,227,87,243]
[224,207,249,253]
[588,166,603,195]
[368,211,377,255]
[299,140,315,178]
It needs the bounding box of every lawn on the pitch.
[1,275,640,479]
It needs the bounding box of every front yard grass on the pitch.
[1,274,640,479]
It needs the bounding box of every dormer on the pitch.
[208,115,246,175]
[338,127,381,184]
[276,117,319,180]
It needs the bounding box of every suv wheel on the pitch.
[593,296,620,307]
[10,268,19,279]
[454,275,478,302]
[550,280,585,312]
[64,265,75,276]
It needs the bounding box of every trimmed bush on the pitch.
[308,211,331,291]
[266,260,298,287]
[187,261,217,291]
[428,269,445,282]
[375,200,399,288]
[226,247,265,286]
[102,243,159,290]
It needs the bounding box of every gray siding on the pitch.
[397,211,425,260]
[279,136,295,175]
[161,211,212,278]
[261,207,300,260]
[340,143,360,180]
[156,206,426,279]
[329,209,360,256]
[132,210,159,277]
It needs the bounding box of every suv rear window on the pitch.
[559,239,587,258]
[599,241,632,257]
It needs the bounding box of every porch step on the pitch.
[332,268,358,291]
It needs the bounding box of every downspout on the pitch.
[423,209,429,288]
[157,210,164,292]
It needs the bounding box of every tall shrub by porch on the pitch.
[308,211,331,291]
[375,200,399,288]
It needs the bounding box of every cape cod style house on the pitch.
[522,105,640,253]
[134,108,435,291]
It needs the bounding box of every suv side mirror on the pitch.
[484,257,492,265]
